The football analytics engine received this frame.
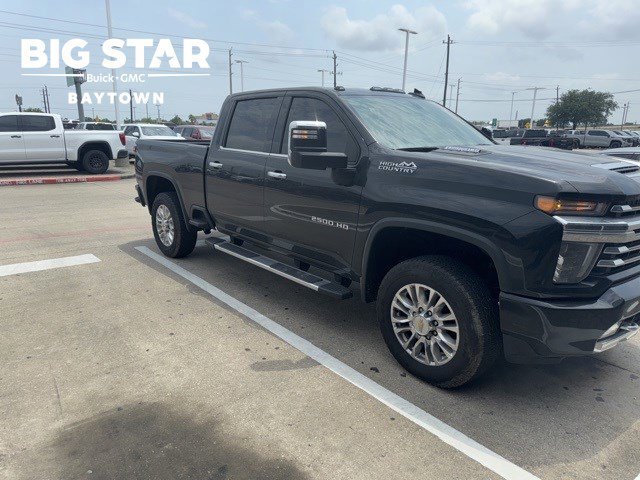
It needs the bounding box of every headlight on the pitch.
[535,196,608,216]
[553,242,603,284]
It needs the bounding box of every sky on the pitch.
[4,0,640,124]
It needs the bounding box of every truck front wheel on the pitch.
[81,149,109,174]
[376,256,501,388]
[151,192,197,258]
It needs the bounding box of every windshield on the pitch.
[341,94,491,150]
[199,127,215,139]
[141,126,178,136]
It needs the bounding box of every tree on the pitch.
[546,89,618,129]
[24,107,43,112]
[188,114,197,124]
[170,115,184,125]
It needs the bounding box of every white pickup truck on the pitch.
[0,112,128,174]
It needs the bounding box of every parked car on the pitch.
[617,131,640,147]
[566,130,632,148]
[174,125,216,141]
[122,123,182,158]
[134,86,640,387]
[509,129,574,149]
[0,112,127,173]
[76,122,117,131]
[600,147,640,162]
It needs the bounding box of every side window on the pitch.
[225,97,280,153]
[280,97,353,155]
[21,115,55,132]
[0,115,19,132]
[183,127,194,137]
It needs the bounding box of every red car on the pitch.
[174,125,215,141]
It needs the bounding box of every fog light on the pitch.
[553,242,603,284]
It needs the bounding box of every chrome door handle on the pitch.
[267,171,287,180]
[209,161,223,169]
[10,135,21,138]
[50,134,60,138]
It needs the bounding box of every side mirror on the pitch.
[288,120,348,170]
[131,131,140,138]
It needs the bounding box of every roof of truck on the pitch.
[228,86,425,99]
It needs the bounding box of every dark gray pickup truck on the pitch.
[134,86,640,387]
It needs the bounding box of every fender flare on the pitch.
[77,140,113,161]
[144,171,190,221]
[360,217,509,301]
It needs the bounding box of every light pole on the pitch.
[526,87,545,128]
[509,91,516,128]
[105,0,119,129]
[317,69,331,87]
[235,60,248,92]
[398,28,417,91]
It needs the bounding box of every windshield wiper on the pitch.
[397,146,439,152]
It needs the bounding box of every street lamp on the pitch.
[525,87,545,128]
[398,28,417,91]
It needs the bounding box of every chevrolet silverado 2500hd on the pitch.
[0,112,127,174]
[134,87,640,388]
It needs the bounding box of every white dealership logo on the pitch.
[378,160,418,174]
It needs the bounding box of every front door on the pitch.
[0,115,25,163]
[21,115,65,161]
[263,94,364,272]
[205,95,283,240]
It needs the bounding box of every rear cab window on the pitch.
[21,115,55,132]
[224,97,281,153]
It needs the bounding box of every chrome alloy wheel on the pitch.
[155,204,175,247]
[390,283,460,366]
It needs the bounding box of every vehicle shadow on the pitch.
[122,239,640,477]
[15,402,308,480]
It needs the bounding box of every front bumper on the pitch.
[500,274,640,363]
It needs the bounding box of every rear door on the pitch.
[262,93,364,271]
[205,94,283,239]
[0,115,25,163]
[21,115,65,161]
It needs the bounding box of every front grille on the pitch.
[591,205,640,275]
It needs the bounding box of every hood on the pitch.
[411,144,640,196]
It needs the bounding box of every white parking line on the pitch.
[0,254,101,277]
[136,245,539,480]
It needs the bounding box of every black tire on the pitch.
[610,140,622,149]
[377,256,500,388]
[81,149,109,174]
[151,192,197,258]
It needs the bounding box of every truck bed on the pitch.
[136,138,210,216]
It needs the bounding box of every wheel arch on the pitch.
[78,141,113,162]
[145,172,189,221]
[360,218,508,303]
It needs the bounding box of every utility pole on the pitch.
[442,35,453,107]
[332,51,338,88]
[15,94,22,112]
[621,102,629,129]
[317,69,331,87]
[44,85,50,113]
[41,87,47,113]
[235,60,248,92]
[145,102,149,120]
[228,48,233,95]
[398,28,417,91]
[556,85,560,104]
[509,91,516,128]
[526,87,545,128]
[129,89,134,122]
[455,78,461,114]
[449,84,455,107]
[92,107,95,119]
[156,103,161,122]
[105,0,120,128]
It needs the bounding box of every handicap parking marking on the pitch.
[136,245,539,480]
[0,254,101,277]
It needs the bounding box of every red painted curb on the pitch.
[0,173,134,187]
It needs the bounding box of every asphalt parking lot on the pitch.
[1,178,639,480]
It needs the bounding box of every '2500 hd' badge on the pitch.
[378,160,418,174]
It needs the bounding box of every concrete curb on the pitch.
[0,172,135,187]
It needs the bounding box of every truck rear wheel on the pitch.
[151,192,197,258]
[376,256,500,388]
[82,149,109,174]
[610,140,622,149]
